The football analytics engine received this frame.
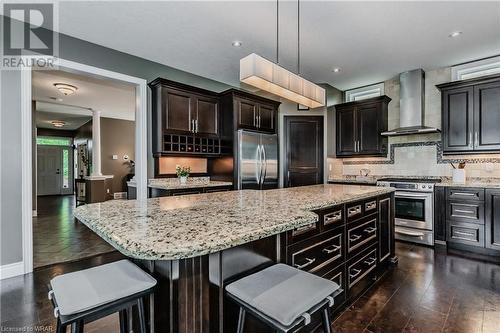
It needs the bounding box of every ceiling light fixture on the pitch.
[53,83,78,96]
[51,120,66,128]
[449,31,462,38]
[333,68,341,73]
[239,0,325,109]
[232,41,242,47]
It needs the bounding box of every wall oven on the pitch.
[377,178,440,246]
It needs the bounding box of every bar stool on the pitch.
[48,259,156,333]
[226,263,342,333]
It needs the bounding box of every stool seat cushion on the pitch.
[50,260,156,316]
[226,264,340,327]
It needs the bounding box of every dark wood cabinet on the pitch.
[434,186,446,242]
[335,95,390,157]
[486,189,500,251]
[378,195,392,262]
[150,78,220,156]
[438,74,500,154]
[223,90,279,134]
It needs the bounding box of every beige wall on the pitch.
[328,67,500,179]
[100,117,135,193]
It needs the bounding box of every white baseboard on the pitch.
[0,261,25,280]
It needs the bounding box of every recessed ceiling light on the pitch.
[449,31,462,38]
[51,120,66,128]
[53,83,78,96]
[232,41,242,47]
[332,67,341,73]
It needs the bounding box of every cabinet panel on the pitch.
[336,107,356,156]
[447,201,484,224]
[195,96,218,136]
[258,103,275,132]
[442,87,474,152]
[485,189,500,251]
[474,82,500,151]
[164,88,193,133]
[378,196,391,262]
[447,221,484,247]
[235,97,257,129]
[434,186,446,242]
[357,104,381,154]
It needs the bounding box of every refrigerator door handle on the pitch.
[256,144,262,186]
[261,144,267,186]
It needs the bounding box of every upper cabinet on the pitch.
[150,78,221,156]
[335,95,391,157]
[438,74,500,154]
[220,89,280,136]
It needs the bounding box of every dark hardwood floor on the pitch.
[1,242,499,332]
[33,195,114,268]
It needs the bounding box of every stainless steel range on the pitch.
[377,178,441,246]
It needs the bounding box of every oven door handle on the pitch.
[395,192,431,198]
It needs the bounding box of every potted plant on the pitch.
[176,165,191,184]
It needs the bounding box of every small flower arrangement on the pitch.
[175,165,191,183]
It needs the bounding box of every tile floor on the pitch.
[33,195,114,268]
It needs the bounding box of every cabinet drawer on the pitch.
[364,200,377,214]
[346,202,363,221]
[447,221,485,247]
[347,248,377,289]
[290,229,344,273]
[446,188,485,201]
[321,264,346,310]
[447,201,484,224]
[288,222,320,244]
[321,206,344,231]
[347,217,377,256]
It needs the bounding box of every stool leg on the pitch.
[137,297,147,333]
[237,307,246,333]
[56,319,66,333]
[321,307,332,333]
[71,321,84,333]
[119,309,128,333]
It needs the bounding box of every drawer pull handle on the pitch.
[349,234,362,242]
[453,231,475,237]
[293,257,316,270]
[364,226,376,233]
[365,201,377,210]
[348,205,362,217]
[294,223,316,235]
[453,192,476,197]
[364,257,376,265]
[349,268,362,279]
[454,209,475,214]
[395,230,424,238]
[324,211,342,224]
[322,245,341,254]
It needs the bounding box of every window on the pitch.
[345,83,384,102]
[452,56,500,81]
[36,136,72,146]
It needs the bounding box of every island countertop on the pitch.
[74,184,394,260]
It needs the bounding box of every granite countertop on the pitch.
[436,180,500,189]
[127,177,233,190]
[74,184,394,260]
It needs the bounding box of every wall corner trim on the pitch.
[0,261,25,280]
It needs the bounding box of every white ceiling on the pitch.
[52,1,500,90]
[36,104,92,130]
[32,70,136,120]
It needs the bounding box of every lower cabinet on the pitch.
[445,186,500,258]
[282,194,394,331]
[486,189,500,251]
[149,185,233,198]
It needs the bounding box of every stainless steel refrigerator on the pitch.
[237,130,278,190]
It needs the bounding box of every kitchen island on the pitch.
[74,184,396,333]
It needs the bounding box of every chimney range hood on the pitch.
[381,69,440,136]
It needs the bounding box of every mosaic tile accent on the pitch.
[343,141,500,165]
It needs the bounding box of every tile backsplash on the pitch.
[329,66,500,180]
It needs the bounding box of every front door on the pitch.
[37,146,62,195]
[284,116,324,187]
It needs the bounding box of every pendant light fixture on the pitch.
[240,0,325,108]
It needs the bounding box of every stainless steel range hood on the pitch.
[381,69,440,136]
